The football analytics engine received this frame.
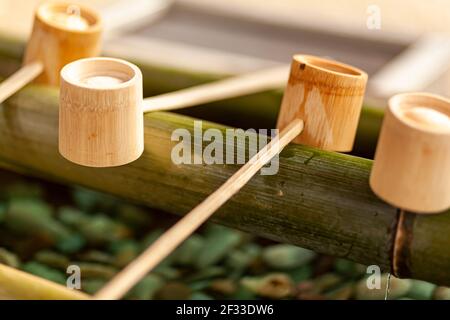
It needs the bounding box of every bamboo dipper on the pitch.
[59,57,290,167]
[0,1,102,104]
[370,93,450,214]
[93,54,368,299]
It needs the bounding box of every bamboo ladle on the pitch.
[58,57,290,167]
[68,54,367,299]
[0,2,102,103]
[370,92,450,213]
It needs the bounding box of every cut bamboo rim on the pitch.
[93,55,368,300]
[277,54,368,151]
[59,57,144,167]
[0,2,102,104]
[23,1,102,86]
[370,92,450,214]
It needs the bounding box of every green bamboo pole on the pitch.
[0,85,449,286]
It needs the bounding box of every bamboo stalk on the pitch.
[94,120,303,299]
[1,85,450,287]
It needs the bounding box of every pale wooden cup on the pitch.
[277,54,368,151]
[0,2,102,104]
[24,1,102,85]
[370,93,450,214]
[59,57,144,167]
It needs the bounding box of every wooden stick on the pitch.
[94,119,304,300]
[0,62,42,103]
[0,263,88,300]
[142,65,289,112]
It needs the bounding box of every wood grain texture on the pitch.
[59,57,144,167]
[23,2,102,86]
[277,55,368,151]
[370,93,450,213]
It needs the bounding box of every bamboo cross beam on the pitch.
[0,2,102,104]
[92,55,368,299]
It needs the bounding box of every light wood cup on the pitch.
[277,54,368,151]
[59,57,144,167]
[370,93,450,214]
[23,1,102,86]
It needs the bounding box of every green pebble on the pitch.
[311,273,343,293]
[116,204,152,229]
[22,261,66,285]
[325,282,354,300]
[82,279,108,295]
[355,274,412,300]
[56,233,86,254]
[76,262,118,279]
[59,207,130,245]
[334,258,367,278]
[0,202,7,223]
[155,282,192,300]
[153,265,181,280]
[5,199,73,244]
[174,234,204,266]
[195,225,243,268]
[191,292,213,300]
[241,273,294,299]
[73,187,117,212]
[232,286,256,300]
[189,280,212,291]
[407,280,436,300]
[76,250,115,265]
[128,274,165,300]
[109,240,140,267]
[187,266,227,282]
[289,265,313,283]
[226,243,261,276]
[262,244,316,270]
[34,250,70,269]
[0,247,21,268]
[210,278,237,296]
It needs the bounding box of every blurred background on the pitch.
[1,0,449,104]
[0,0,449,300]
